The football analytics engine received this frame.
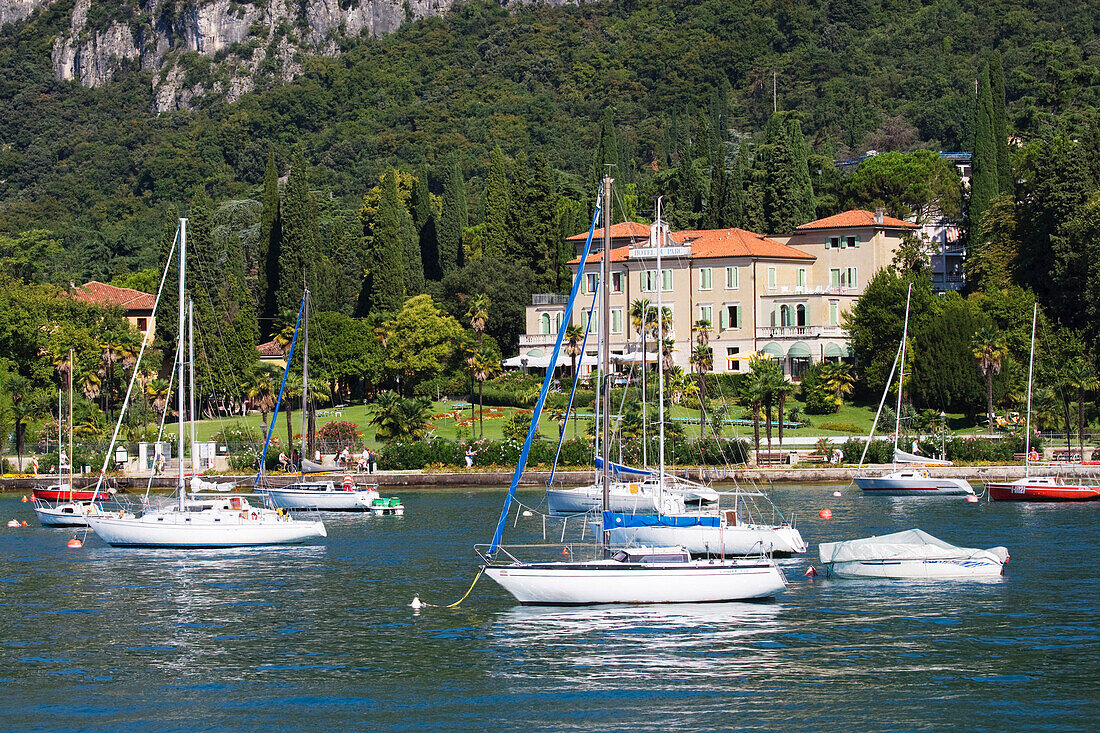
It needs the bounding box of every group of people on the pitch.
[274,447,377,474]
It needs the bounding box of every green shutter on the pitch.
[735,305,742,328]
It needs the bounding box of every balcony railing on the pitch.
[531,293,569,305]
[519,333,558,346]
[756,326,845,339]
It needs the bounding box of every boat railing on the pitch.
[475,542,601,565]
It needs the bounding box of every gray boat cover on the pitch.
[819,528,1008,565]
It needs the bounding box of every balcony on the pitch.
[519,333,557,346]
[756,326,845,339]
[531,293,569,305]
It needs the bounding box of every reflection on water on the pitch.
[1,488,1098,732]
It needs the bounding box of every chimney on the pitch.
[873,207,884,224]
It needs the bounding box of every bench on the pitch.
[1012,453,1027,462]
[1053,450,1083,462]
[756,451,790,465]
[801,453,831,464]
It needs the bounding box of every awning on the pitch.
[823,342,850,358]
[613,351,658,364]
[728,351,764,361]
[787,341,812,358]
[502,352,598,369]
[760,342,785,357]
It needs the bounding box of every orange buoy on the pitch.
[20,520,28,526]
[20,495,28,502]
[819,509,833,519]
[67,538,83,549]
[561,547,570,555]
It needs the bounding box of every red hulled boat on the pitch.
[32,484,107,502]
[986,476,1100,502]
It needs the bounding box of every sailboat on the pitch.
[853,284,974,496]
[478,177,787,605]
[34,362,111,527]
[987,304,1100,502]
[597,201,805,557]
[87,217,326,547]
[257,290,389,512]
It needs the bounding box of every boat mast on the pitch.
[600,175,612,557]
[655,197,666,494]
[177,217,187,511]
[301,287,309,482]
[188,298,197,487]
[67,349,73,496]
[892,283,912,465]
[1024,302,1037,478]
[56,387,61,488]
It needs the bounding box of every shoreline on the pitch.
[1,463,1092,492]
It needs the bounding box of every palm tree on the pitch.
[745,359,768,463]
[690,344,713,433]
[369,392,433,441]
[971,326,1009,435]
[562,324,585,437]
[468,351,497,438]
[1063,357,1096,457]
[145,378,172,424]
[630,297,657,371]
[773,375,797,447]
[248,371,277,433]
[820,361,854,407]
[466,293,491,350]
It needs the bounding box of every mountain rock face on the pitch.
[13,0,577,112]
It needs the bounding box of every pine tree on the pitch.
[787,118,816,225]
[438,155,466,275]
[398,180,423,296]
[484,145,510,261]
[369,169,407,315]
[258,148,281,337]
[277,148,320,315]
[968,63,999,237]
[989,51,1013,196]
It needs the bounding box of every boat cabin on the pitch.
[611,548,691,564]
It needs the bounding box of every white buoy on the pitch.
[7,519,20,527]
[409,594,424,610]
[522,510,533,517]
[966,495,979,503]
[832,491,842,497]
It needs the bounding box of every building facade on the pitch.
[70,281,156,345]
[516,210,916,379]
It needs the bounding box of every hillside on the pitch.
[0,0,1098,281]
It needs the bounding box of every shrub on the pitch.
[317,420,362,446]
[817,422,863,433]
[379,439,463,470]
[842,438,893,464]
[502,412,538,441]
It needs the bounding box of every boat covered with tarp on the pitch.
[818,528,1008,579]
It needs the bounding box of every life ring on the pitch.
[250,511,258,521]
[342,475,354,491]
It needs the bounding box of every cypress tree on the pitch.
[410,165,432,232]
[762,113,801,233]
[411,165,441,280]
[704,155,728,229]
[258,149,281,337]
[438,155,466,274]
[968,63,998,237]
[989,51,1013,196]
[369,169,407,314]
[484,145,510,261]
[593,109,618,185]
[398,181,423,296]
[277,148,320,314]
[724,142,749,229]
[505,151,532,264]
[787,118,816,226]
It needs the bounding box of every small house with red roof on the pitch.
[70,281,156,345]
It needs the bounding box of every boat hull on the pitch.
[483,560,786,605]
[604,523,807,556]
[986,483,1100,502]
[86,514,327,547]
[855,476,974,496]
[259,487,377,511]
[824,557,1004,579]
[546,487,663,515]
[32,486,105,502]
[34,502,97,527]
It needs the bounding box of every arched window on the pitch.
[554,313,563,333]
[540,313,551,334]
[780,305,792,327]
[796,304,807,327]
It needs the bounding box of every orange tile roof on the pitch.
[569,228,814,264]
[70,281,155,311]
[795,209,917,231]
[256,340,285,357]
[566,221,651,241]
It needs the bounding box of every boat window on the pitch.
[640,553,689,563]
[612,551,629,562]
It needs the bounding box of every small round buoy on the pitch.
[21,495,28,503]
[803,565,818,577]
[561,547,570,555]
[67,538,83,549]
[966,495,979,503]
[522,510,533,517]
[409,594,423,610]
[819,509,833,519]
[832,491,842,497]
[6,519,19,527]
[20,520,28,527]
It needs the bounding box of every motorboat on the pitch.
[33,500,107,528]
[986,476,1100,502]
[86,494,326,548]
[601,507,807,557]
[479,545,786,605]
[818,528,1008,579]
[260,480,380,511]
[31,484,109,502]
[855,466,974,496]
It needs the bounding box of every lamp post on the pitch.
[940,410,947,460]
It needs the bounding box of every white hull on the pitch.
[260,486,378,511]
[605,523,806,556]
[484,559,785,605]
[824,557,1005,579]
[547,481,694,515]
[855,473,974,495]
[86,511,326,547]
[34,502,97,527]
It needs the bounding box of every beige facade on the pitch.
[516,210,916,379]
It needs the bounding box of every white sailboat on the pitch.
[853,284,974,496]
[480,177,787,605]
[87,217,326,548]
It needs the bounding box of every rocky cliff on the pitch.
[4,0,576,112]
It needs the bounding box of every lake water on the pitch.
[1,485,1097,732]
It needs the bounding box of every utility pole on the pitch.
[773,71,777,113]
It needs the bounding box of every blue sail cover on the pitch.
[594,458,653,478]
[603,511,720,528]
